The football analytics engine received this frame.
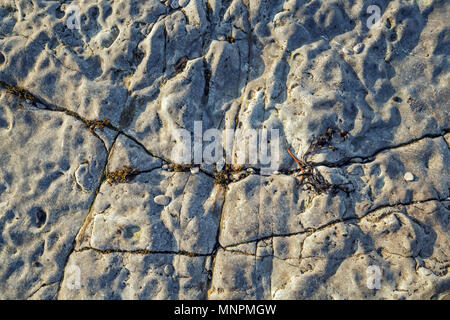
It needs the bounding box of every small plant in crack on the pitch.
[225,35,235,43]
[106,166,137,185]
[169,163,192,172]
[84,119,110,134]
[4,84,35,102]
[214,164,245,185]
[214,166,232,185]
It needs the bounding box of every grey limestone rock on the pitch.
[0,93,106,299]
[0,0,448,300]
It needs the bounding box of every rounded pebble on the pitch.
[154,195,171,206]
[247,168,255,174]
[404,172,415,182]
[190,167,199,174]
[216,160,225,172]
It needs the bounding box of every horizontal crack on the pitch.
[76,246,213,257]
[221,197,447,249]
[312,130,450,168]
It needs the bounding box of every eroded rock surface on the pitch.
[0,0,448,299]
[0,93,106,299]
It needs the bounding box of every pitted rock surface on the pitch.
[0,0,448,299]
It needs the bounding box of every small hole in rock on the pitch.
[35,209,47,228]
[55,6,65,19]
[29,207,47,228]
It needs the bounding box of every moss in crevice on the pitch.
[84,119,110,134]
[106,166,137,185]
[214,164,244,185]
[225,35,235,43]
[169,163,191,172]
[4,83,35,101]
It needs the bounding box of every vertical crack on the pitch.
[55,134,119,299]
[206,184,227,299]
